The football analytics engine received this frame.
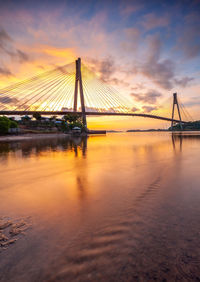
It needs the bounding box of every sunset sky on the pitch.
[0,0,200,130]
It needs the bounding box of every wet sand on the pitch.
[0,132,200,281]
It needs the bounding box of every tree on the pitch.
[10,120,18,128]
[61,120,69,132]
[70,120,84,130]
[21,115,31,124]
[63,114,81,123]
[62,114,84,130]
[0,116,18,134]
[0,119,9,134]
[49,115,57,121]
[33,112,41,120]
[23,115,31,121]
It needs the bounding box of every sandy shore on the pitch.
[0,133,68,142]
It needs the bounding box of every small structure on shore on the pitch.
[72,127,81,136]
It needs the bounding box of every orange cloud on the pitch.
[43,47,76,59]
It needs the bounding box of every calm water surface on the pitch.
[0,132,200,281]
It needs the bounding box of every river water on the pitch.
[0,132,200,281]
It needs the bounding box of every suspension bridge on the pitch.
[0,58,192,129]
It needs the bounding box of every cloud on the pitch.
[131,90,162,104]
[142,105,158,113]
[86,57,129,87]
[0,2,198,115]
[131,106,139,112]
[0,28,29,63]
[108,77,129,87]
[183,95,200,108]
[7,49,29,63]
[16,49,29,62]
[132,35,194,90]
[87,57,115,82]
[120,27,140,52]
[120,2,143,18]
[139,36,175,89]
[142,13,169,30]
[85,106,99,112]
[131,83,145,90]
[0,28,12,50]
[177,27,200,59]
[131,35,175,89]
[0,67,13,76]
[99,57,115,82]
[0,95,18,104]
[176,12,200,59]
[85,57,115,81]
[53,64,72,75]
[43,47,75,60]
[174,77,194,87]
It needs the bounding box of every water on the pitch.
[0,132,200,281]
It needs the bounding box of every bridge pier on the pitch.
[73,58,87,130]
[171,93,183,130]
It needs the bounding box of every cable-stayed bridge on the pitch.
[0,58,192,128]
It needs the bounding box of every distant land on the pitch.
[127,121,200,132]
[107,130,123,133]
[127,129,168,132]
[168,121,200,131]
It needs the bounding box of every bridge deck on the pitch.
[0,111,186,123]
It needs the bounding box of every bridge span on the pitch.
[0,58,189,128]
[0,111,187,124]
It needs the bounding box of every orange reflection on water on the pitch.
[0,133,187,218]
[1,132,200,281]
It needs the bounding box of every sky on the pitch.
[0,0,200,130]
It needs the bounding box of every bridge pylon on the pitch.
[73,58,87,129]
[171,93,183,130]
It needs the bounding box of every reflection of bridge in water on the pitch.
[1,132,200,157]
[0,58,192,129]
[0,136,88,157]
[172,132,200,151]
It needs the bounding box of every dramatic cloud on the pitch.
[0,1,199,126]
[7,49,29,63]
[0,28,12,50]
[142,105,157,113]
[0,28,29,63]
[138,36,175,89]
[87,57,115,81]
[99,58,115,82]
[16,49,29,62]
[131,90,162,104]
[0,67,12,76]
[86,57,129,87]
[132,35,195,90]
[0,95,18,104]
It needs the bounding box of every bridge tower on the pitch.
[171,93,183,130]
[73,58,87,129]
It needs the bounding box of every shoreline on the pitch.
[0,130,106,142]
[0,133,69,142]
